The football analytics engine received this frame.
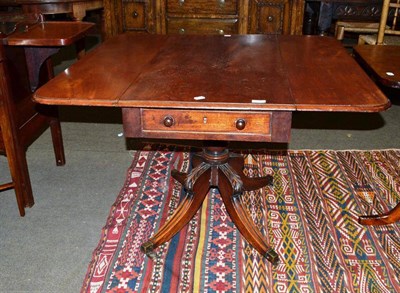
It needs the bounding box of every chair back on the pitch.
[377,0,400,44]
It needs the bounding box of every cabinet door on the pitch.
[248,0,290,34]
[123,1,150,31]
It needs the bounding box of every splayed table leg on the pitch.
[359,202,400,225]
[141,146,278,264]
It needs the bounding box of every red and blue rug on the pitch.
[82,148,400,292]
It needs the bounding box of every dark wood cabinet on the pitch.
[105,0,305,37]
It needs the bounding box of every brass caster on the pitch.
[265,175,273,186]
[264,248,279,265]
[141,241,156,259]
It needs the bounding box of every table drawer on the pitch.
[167,18,238,34]
[144,109,270,132]
[122,108,292,142]
[167,0,237,15]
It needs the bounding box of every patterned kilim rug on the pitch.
[82,148,400,293]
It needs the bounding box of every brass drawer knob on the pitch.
[235,119,246,130]
[179,28,185,34]
[217,29,224,35]
[163,116,174,127]
[219,0,225,6]
[132,11,139,18]
[267,15,274,22]
[179,0,185,5]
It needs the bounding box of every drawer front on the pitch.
[167,18,238,34]
[123,2,146,30]
[143,109,270,133]
[122,108,292,142]
[167,0,238,15]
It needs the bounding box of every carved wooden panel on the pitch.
[333,2,382,20]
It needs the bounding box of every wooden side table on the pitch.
[0,16,94,216]
[353,44,400,225]
[354,45,400,89]
[1,0,105,39]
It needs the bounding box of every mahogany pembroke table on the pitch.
[34,34,392,264]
